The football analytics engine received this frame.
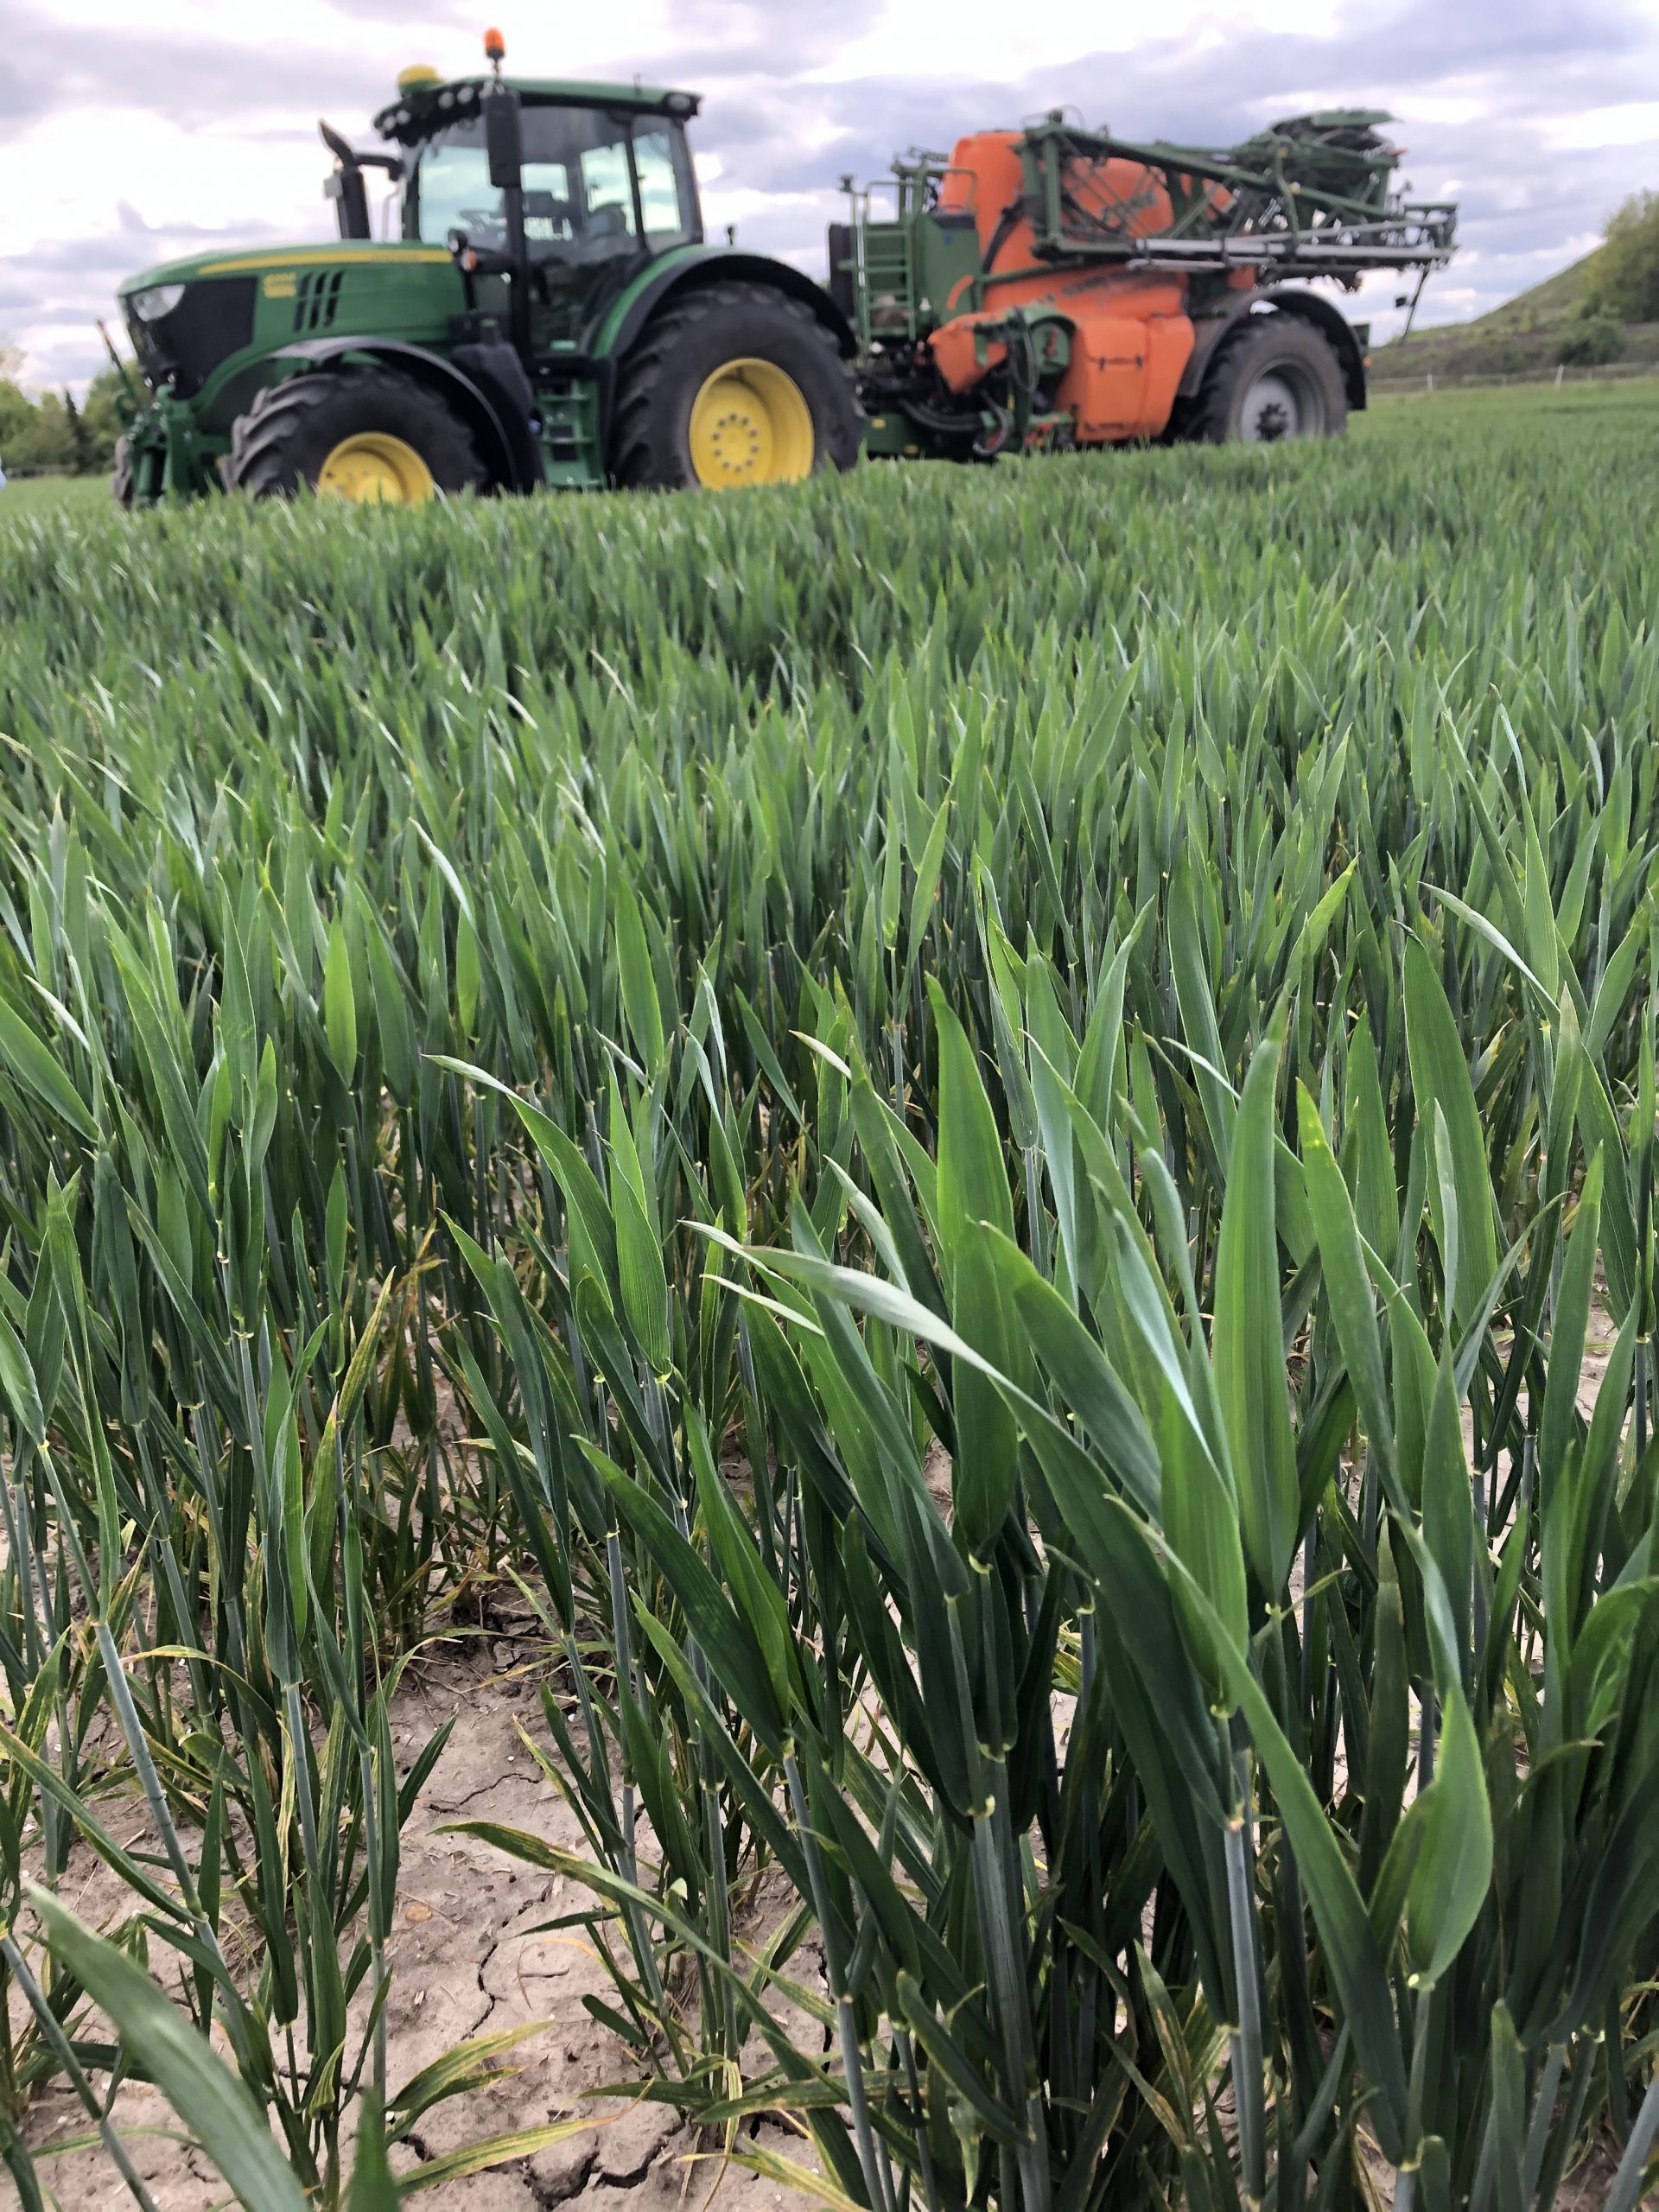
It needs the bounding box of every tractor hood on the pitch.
[118,241,453,301]
[118,243,461,400]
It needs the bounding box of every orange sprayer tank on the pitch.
[929,131,1198,442]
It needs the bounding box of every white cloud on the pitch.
[1547,100,1659,149]
[2,0,1655,386]
[816,0,1318,82]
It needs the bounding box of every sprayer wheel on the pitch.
[1196,317,1348,443]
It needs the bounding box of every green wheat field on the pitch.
[1,380,1656,2211]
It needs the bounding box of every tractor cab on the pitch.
[322,56,704,349]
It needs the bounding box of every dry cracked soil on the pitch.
[12,1641,825,2211]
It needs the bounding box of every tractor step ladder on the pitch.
[858,216,920,343]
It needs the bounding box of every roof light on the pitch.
[484,26,505,72]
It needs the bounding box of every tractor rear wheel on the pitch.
[612,283,862,491]
[226,370,486,504]
[111,436,134,508]
[1196,318,1347,444]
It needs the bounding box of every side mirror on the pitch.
[485,88,524,191]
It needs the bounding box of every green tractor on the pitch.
[112,32,863,505]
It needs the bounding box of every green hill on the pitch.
[1462,251,1599,332]
[1369,246,1659,382]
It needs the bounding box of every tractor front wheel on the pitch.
[1196,318,1348,444]
[612,283,862,491]
[226,371,486,504]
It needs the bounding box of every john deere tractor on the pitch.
[112,32,862,505]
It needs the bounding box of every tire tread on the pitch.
[226,370,485,498]
[611,282,861,489]
[1192,315,1347,445]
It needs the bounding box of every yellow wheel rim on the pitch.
[315,432,435,505]
[688,358,815,487]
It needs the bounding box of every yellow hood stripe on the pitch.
[199,247,454,275]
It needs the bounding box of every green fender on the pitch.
[594,245,855,367]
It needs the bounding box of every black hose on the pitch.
[902,395,985,436]
[982,199,1025,275]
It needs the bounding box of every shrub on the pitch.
[1592,188,1659,323]
[1559,305,1626,366]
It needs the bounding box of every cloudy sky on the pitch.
[2,0,1656,390]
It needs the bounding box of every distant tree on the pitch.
[86,362,134,410]
[1590,188,1659,323]
[1558,306,1624,366]
[0,334,37,471]
[0,380,34,461]
[13,392,76,473]
[0,357,133,474]
[80,365,130,474]
[63,389,95,473]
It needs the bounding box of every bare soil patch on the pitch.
[15,1642,821,2211]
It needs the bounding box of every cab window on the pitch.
[414,138,575,245]
[633,130,688,244]
[578,140,634,251]
[408,105,697,258]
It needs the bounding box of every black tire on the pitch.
[111,435,134,508]
[1194,317,1348,444]
[611,281,863,491]
[226,369,486,499]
